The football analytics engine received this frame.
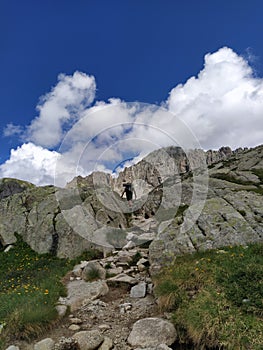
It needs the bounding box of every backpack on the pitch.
[125,183,132,191]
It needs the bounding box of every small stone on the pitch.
[107,273,138,285]
[4,245,14,253]
[136,258,148,266]
[147,283,154,294]
[123,240,136,250]
[58,297,67,305]
[106,267,123,276]
[98,324,111,331]
[5,346,20,350]
[137,264,146,272]
[70,318,82,324]
[72,264,83,277]
[69,324,81,331]
[34,338,55,350]
[56,305,67,317]
[130,282,147,298]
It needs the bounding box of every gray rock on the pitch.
[70,318,82,324]
[130,282,147,298]
[127,317,177,347]
[55,304,67,317]
[98,337,113,350]
[135,345,172,350]
[34,338,55,350]
[106,266,123,276]
[66,280,109,311]
[107,273,138,285]
[149,191,263,272]
[123,240,136,250]
[73,330,104,350]
[5,346,20,350]
[68,324,81,331]
[72,263,83,277]
[54,337,79,350]
[4,245,14,253]
[0,178,34,200]
[82,261,106,281]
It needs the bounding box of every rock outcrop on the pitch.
[149,145,263,273]
[0,145,262,263]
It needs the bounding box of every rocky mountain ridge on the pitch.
[0,145,262,263]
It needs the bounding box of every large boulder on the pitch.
[66,280,109,311]
[127,317,177,347]
[73,330,104,350]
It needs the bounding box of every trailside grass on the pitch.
[154,243,263,349]
[0,234,101,349]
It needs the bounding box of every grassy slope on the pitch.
[0,234,101,349]
[154,243,263,349]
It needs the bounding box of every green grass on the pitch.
[154,243,263,349]
[0,234,100,348]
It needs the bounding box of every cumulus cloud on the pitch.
[1,47,263,186]
[27,71,96,147]
[0,143,60,186]
[167,46,263,149]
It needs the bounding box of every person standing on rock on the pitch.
[121,180,136,206]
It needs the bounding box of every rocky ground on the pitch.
[6,217,177,350]
[2,144,263,350]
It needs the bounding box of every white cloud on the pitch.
[3,123,24,137]
[1,47,263,186]
[167,47,263,149]
[0,143,60,186]
[27,71,96,148]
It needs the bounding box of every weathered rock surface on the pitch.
[65,280,109,311]
[72,330,104,350]
[149,145,263,272]
[0,177,34,200]
[0,144,262,265]
[130,282,147,298]
[34,338,55,350]
[127,317,177,347]
[82,261,106,281]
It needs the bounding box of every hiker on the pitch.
[121,181,136,206]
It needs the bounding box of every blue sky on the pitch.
[1,0,263,186]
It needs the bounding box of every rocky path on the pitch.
[7,217,177,350]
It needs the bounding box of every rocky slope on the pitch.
[0,145,262,263]
[1,144,263,350]
[5,240,177,350]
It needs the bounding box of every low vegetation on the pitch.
[154,243,263,349]
[210,172,254,186]
[0,234,101,348]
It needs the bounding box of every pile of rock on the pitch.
[6,240,176,350]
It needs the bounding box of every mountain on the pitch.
[0,145,262,270]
